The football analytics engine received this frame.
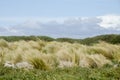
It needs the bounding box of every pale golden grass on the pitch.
[86,41,120,61]
[88,54,112,67]
[27,55,50,70]
[0,39,9,48]
[0,39,120,69]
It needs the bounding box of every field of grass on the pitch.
[0,38,120,80]
[0,65,120,80]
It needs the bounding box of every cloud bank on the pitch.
[0,15,120,38]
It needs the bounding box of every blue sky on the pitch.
[0,0,120,17]
[0,0,120,38]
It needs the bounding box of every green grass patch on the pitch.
[0,65,120,80]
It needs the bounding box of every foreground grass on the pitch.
[0,65,120,80]
[1,39,120,69]
[0,39,120,80]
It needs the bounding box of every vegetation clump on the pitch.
[0,34,120,79]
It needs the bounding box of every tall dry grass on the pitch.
[0,39,120,70]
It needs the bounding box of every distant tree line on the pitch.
[0,34,120,45]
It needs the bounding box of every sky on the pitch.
[0,0,120,38]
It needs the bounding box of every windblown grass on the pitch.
[0,39,120,70]
[0,39,8,48]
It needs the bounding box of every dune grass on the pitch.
[0,39,120,79]
[0,39,120,69]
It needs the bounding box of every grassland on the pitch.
[0,36,120,80]
[0,66,120,80]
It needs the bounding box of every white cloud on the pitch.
[0,15,120,38]
[98,15,120,29]
[5,27,18,33]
